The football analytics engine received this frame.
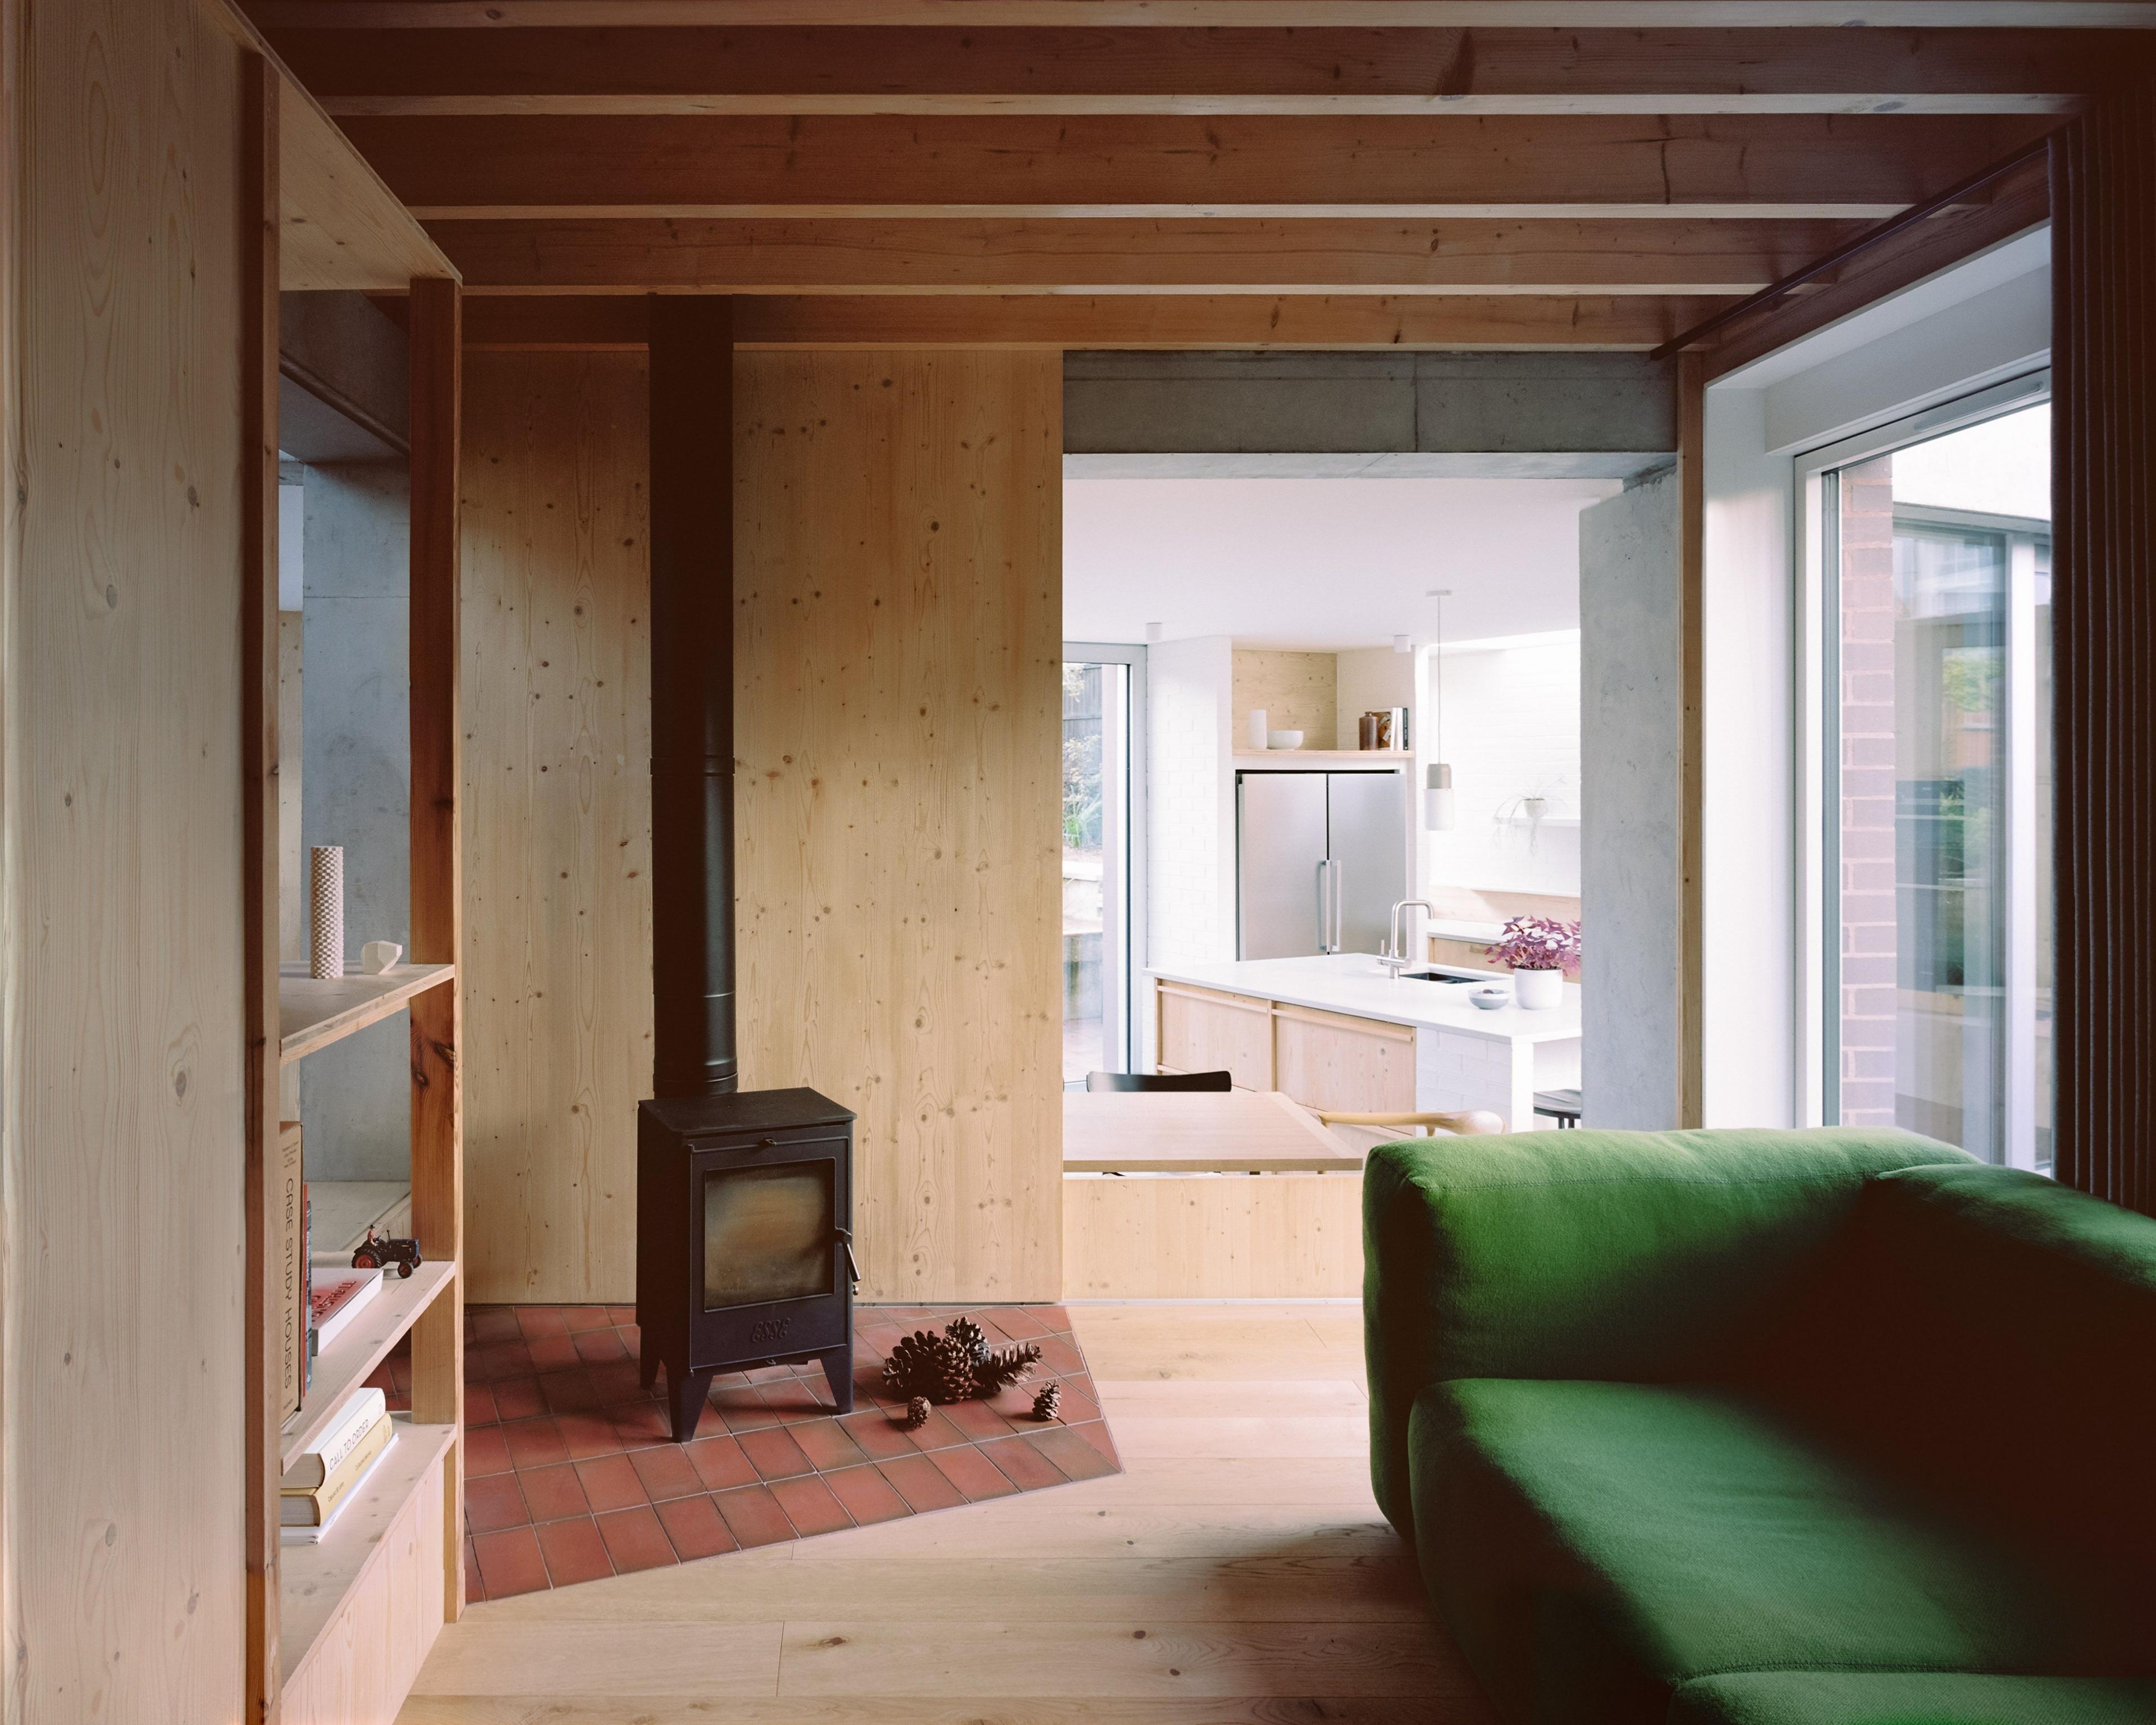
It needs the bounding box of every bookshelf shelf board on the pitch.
[280,964,455,1064]
[281,1417,456,1687]
[1231,751,1410,770]
[280,1260,455,1471]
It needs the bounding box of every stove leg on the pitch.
[815,1345,855,1415]
[638,1345,661,1394]
[668,1363,715,1442]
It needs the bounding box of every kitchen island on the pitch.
[1147,952,1581,1133]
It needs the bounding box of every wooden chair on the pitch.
[1314,1107,1508,1139]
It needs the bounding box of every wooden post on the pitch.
[240,51,285,1725]
[1677,350,1707,1130]
[406,275,465,1618]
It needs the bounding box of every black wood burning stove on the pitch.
[637,1088,860,1441]
[634,300,862,1443]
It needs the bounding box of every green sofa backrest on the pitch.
[1746,1162,2156,1581]
[1363,1126,1971,1535]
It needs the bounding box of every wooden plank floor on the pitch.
[396,1302,1500,1724]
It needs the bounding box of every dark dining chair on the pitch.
[1085,1069,1234,1093]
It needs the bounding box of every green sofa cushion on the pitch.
[1364,1127,1971,1533]
[1668,1672,2156,1725]
[1744,1162,2156,1582]
[1409,1378,2138,1725]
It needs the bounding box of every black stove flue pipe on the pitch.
[647,296,738,1097]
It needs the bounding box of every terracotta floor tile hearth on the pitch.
[367,1303,1120,1600]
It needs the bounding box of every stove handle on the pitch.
[835,1226,862,1286]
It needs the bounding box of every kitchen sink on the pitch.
[1401,968,1494,985]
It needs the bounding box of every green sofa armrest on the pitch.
[1362,1126,1970,1536]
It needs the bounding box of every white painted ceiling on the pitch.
[1063,473,1620,650]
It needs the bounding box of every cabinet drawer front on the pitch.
[1157,984,1272,1089]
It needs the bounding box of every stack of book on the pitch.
[281,1388,395,1543]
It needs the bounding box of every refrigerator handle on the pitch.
[1332,857,1346,951]
[1315,859,1332,953]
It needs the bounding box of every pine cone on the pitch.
[1031,1382,1062,1422]
[899,1395,930,1432]
[975,1340,1042,1395]
[944,1315,989,1365]
[881,1330,946,1401]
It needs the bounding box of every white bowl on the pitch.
[1467,988,1509,1011]
[1267,730,1304,750]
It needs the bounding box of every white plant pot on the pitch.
[1512,966,1564,1011]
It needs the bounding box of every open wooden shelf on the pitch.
[279,1261,454,1471]
[279,964,455,1064]
[280,1417,457,1686]
[1232,751,1411,769]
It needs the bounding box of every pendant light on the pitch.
[1425,590,1456,831]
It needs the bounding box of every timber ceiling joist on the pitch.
[254,0,2156,352]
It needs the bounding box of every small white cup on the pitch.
[359,941,403,975]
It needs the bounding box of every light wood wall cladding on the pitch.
[1064,1174,1363,1299]
[3,0,248,1715]
[460,352,654,1303]
[1234,649,1337,750]
[735,351,1063,1303]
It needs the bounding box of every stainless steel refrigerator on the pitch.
[1236,770,1408,959]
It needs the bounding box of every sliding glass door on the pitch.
[1807,376,2051,1167]
[1062,645,1145,1087]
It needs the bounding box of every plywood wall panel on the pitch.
[735,352,1063,1302]
[460,352,654,1302]
[4,0,248,1715]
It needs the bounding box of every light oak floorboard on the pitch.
[396,1303,1495,1724]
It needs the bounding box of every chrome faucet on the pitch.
[1380,900,1436,978]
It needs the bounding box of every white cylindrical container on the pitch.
[1512,966,1563,1011]
[309,846,345,980]
[1246,708,1269,752]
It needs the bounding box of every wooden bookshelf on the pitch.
[279,963,456,1062]
[279,1261,455,1470]
[280,1417,458,1687]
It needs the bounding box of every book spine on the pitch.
[282,1389,386,1490]
[281,1416,394,1526]
[277,1123,305,1420]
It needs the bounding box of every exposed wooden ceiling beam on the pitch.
[248,3,2156,30]
[428,215,1863,295]
[461,291,1735,349]
[339,112,2058,220]
[268,26,2145,116]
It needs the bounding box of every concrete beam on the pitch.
[278,290,410,460]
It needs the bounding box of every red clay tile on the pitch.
[629,1443,706,1503]
[789,1418,871,1474]
[565,1306,612,1333]
[686,1434,759,1492]
[979,1306,1052,1342]
[526,1332,582,1372]
[941,1398,1018,1443]
[1070,1418,1120,1464]
[492,1377,546,1422]
[976,1433,1068,1492]
[464,1471,533,1534]
[573,1453,646,1514]
[472,1307,523,1343]
[837,1409,921,1462]
[709,1387,780,1432]
[1028,1425,1118,1482]
[607,1305,638,1326]
[1053,1384,1103,1426]
[515,1306,570,1338]
[928,1443,1021,1503]
[464,1382,500,1428]
[737,1424,814,1482]
[573,1327,629,1363]
[606,1400,673,1447]
[536,1515,613,1588]
[519,1462,592,1523]
[901,1407,971,1453]
[1036,1337,1085,1375]
[769,1472,853,1537]
[472,1526,549,1599]
[595,1505,678,1575]
[463,1424,513,1477]
[877,1454,967,1513]
[755,1375,831,1419]
[555,1411,624,1459]
[467,1339,537,1384]
[462,1536,486,1603]
[542,1370,606,1416]
[586,1359,646,1404]
[656,1492,740,1562]
[711,1484,796,1549]
[823,1463,912,1527]
[1034,1305,1074,1334]
[503,1418,570,1470]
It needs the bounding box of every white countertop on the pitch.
[1149,952,1582,1045]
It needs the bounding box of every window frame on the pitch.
[1791,368,2050,1162]
[1062,641,1149,1083]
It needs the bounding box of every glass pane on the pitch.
[1827,401,2050,1166]
[702,1161,833,1309]
[1063,660,1130,1084]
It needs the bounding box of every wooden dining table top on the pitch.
[1062,1087,1363,1174]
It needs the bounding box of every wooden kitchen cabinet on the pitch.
[1156,982,1274,1089]
[1272,1003,1417,1114]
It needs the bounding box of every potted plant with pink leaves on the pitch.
[1483,915,1579,1011]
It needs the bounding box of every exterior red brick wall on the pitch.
[1837,457,1899,1128]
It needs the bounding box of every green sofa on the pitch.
[1362,1126,2156,1725]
